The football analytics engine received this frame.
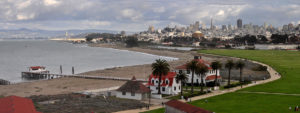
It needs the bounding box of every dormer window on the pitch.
[179,70,183,74]
[152,80,154,84]
[166,80,169,84]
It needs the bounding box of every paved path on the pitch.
[114,53,282,113]
[238,91,300,96]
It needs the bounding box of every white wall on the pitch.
[149,78,181,95]
[116,91,142,100]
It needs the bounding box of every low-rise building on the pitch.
[147,72,181,95]
[116,76,150,100]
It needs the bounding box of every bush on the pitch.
[224,81,251,89]
[252,65,267,71]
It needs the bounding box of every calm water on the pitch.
[0,40,177,83]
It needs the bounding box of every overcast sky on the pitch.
[0,0,300,31]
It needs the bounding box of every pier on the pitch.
[0,79,10,85]
[21,72,147,82]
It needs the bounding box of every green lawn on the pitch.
[143,50,300,113]
[200,49,300,94]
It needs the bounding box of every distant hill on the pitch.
[0,28,120,39]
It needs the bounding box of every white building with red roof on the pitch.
[116,76,150,100]
[147,72,181,95]
[175,56,222,85]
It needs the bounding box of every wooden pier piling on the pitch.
[0,79,10,85]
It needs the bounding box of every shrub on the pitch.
[252,65,267,71]
[224,81,251,89]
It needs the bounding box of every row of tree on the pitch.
[233,34,300,44]
[151,58,246,96]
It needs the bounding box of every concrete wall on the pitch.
[116,91,142,100]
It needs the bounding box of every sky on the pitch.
[0,0,300,32]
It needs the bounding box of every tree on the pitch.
[196,63,208,93]
[151,59,170,94]
[236,60,245,87]
[125,36,139,47]
[211,61,222,86]
[225,60,235,86]
[186,60,198,94]
[175,72,188,96]
[85,33,102,42]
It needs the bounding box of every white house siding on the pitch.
[165,105,185,113]
[116,91,143,100]
[175,69,220,84]
[149,78,181,95]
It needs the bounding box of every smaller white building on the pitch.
[147,72,181,95]
[116,76,150,100]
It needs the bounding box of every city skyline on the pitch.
[0,0,299,31]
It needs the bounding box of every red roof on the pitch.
[205,75,222,81]
[0,96,41,113]
[117,76,150,93]
[165,100,212,113]
[147,72,176,87]
[30,66,44,70]
[176,59,212,70]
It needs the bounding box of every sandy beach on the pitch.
[0,43,269,97]
[0,44,196,97]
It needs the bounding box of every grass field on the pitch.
[142,50,300,113]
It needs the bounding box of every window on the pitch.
[152,80,154,84]
[179,70,183,74]
[179,86,181,90]
[162,87,165,91]
[166,80,169,84]
[156,87,158,90]
[122,92,126,95]
[131,92,135,96]
[187,70,190,74]
[174,87,176,91]
[156,80,158,83]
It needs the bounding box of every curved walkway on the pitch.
[114,53,282,113]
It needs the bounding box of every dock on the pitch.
[21,72,147,82]
[0,79,10,85]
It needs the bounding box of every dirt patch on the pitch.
[30,93,147,113]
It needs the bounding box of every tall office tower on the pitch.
[222,25,227,31]
[264,22,268,29]
[228,24,232,30]
[237,18,243,29]
[288,23,294,31]
[202,23,206,29]
[210,18,213,30]
[194,21,200,31]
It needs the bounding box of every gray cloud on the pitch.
[0,0,299,31]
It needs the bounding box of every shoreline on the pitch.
[0,43,270,97]
[0,43,196,97]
